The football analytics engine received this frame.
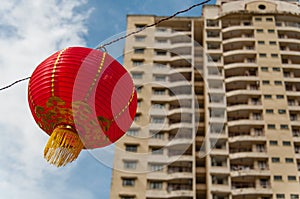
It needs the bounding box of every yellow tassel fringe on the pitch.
[44,125,84,167]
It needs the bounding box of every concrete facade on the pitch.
[110,0,300,198]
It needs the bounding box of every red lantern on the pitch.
[28,47,137,167]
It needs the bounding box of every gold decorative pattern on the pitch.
[84,52,107,101]
[51,48,67,96]
[112,87,136,122]
[34,96,112,148]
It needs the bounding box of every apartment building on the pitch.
[110,0,300,199]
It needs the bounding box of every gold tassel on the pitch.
[44,125,84,167]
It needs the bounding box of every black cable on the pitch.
[0,77,30,91]
[96,0,212,49]
[1,0,212,91]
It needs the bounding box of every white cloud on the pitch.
[0,0,97,198]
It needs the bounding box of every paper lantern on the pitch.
[28,47,137,167]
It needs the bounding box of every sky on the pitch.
[0,0,215,198]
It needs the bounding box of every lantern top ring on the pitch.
[96,45,107,52]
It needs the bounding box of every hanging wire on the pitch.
[0,0,212,91]
[0,77,31,91]
[96,0,212,49]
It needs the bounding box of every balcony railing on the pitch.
[167,184,192,192]
[168,167,192,173]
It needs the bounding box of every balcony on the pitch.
[146,189,193,198]
[210,166,230,174]
[229,150,268,160]
[147,170,193,181]
[280,49,300,57]
[278,37,300,45]
[225,76,259,84]
[224,60,257,71]
[229,134,265,143]
[226,89,261,98]
[231,166,270,177]
[167,137,193,146]
[211,184,231,193]
[154,28,190,37]
[223,48,256,57]
[231,186,272,196]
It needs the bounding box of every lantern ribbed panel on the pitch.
[28,47,137,149]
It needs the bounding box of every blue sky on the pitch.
[0,0,215,198]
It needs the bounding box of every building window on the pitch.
[280,124,289,129]
[134,115,140,122]
[255,17,262,21]
[260,179,268,188]
[266,109,274,114]
[276,194,285,199]
[258,161,267,170]
[135,24,145,30]
[155,50,167,56]
[269,41,276,45]
[258,4,266,10]
[153,89,165,95]
[156,27,167,32]
[151,132,164,139]
[154,75,166,82]
[259,53,267,58]
[269,140,278,145]
[273,67,281,71]
[127,129,139,136]
[274,81,282,85]
[271,54,278,58]
[132,72,143,79]
[136,86,142,93]
[268,29,275,33]
[258,40,265,44]
[261,66,268,71]
[243,21,251,26]
[256,29,264,33]
[278,109,286,114]
[125,144,138,152]
[274,175,283,181]
[120,196,135,199]
[154,62,167,68]
[283,141,291,146]
[122,178,135,186]
[272,157,280,163]
[137,100,142,107]
[288,176,297,181]
[262,80,270,84]
[149,163,164,172]
[155,39,167,43]
[264,95,272,99]
[207,31,220,38]
[206,20,219,27]
[124,160,137,169]
[134,48,145,54]
[276,95,284,99]
[266,18,273,21]
[132,59,144,66]
[152,103,165,109]
[291,195,299,199]
[151,147,164,155]
[151,117,164,124]
[135,35,146,42]
[267,124,276,129]
[149,181,163,190]
[285,158,294,163]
